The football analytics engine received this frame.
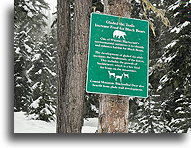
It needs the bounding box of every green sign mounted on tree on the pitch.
[86,13,149,98]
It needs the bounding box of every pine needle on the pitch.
[141,0,170,36]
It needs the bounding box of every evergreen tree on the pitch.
[129,0,191,133]
[157,0,191,133]
[27,28,57,122]
[14,27,33,111]
[129,94,171,133]
[14,0,49,112]
[129,0,168,133]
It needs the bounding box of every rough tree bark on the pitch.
[57,0,70,133]
[57,0,92,133]
[98,0,132,133]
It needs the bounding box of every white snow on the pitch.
[164,54,177,63]
[168,0,180,10]
[26,65,34,75]
[91,104,99,113]
[135,0,140,3]
[136,100,144,106]
[32,53,41,62]
[27,11,33,18]
[14,112,56,133]
[25,0,35,10]
[35,69,42,75]
[14,112,98,133]
[35,1,42,6]
[81,126,97,133]
[173,12,179,17]
[82,118,98,133]
[177,111,185,114]
[24,43,32,52]
[30,97,41,109]
[159,75,168,83]
[44,67,56,76]
[151,94,160,97]
[170,26,180,34]
[157,58,162,64]
[15,84,21,87]
[180,21,190,28]
[175,98,183,102]
[157,85,162,91]
[177,130,184,133]
[40,108,52,115]
[170,21,190,33]
[83,118,98,127]
[175,107,183,111]
[15,47,20,54]
[23,5,29,12]
[188,128,191,133]
[32,82,40,90]
[165,40,178,48]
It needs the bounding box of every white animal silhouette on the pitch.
[123,73,129,78]
[108,71,115,78]
[113,30,126,39]
[115,74,123,82]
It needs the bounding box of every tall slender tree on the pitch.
[14,0,49,112]
[128,0,170,133]
[57,0,71,133]
[27,31,57,122]
[157,0,191,133]
[57,0,92,133]
[98,0,132,133]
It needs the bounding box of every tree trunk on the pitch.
[57,0,70,133]
[98,0,132,133]
[57,0,91,133]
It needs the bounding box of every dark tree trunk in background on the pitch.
[57,0,92,133]
[57,0,70,133]
[98,0,132,133]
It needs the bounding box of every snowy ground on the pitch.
[14,112,98,133]
[82,118,98,133]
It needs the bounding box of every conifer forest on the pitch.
[14,0,191,133]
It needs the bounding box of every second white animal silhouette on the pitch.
[115,74,123,82]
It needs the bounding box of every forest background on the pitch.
[14,0,190,133]
[1,0,191,147]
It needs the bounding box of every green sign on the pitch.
[86,13,149,98]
